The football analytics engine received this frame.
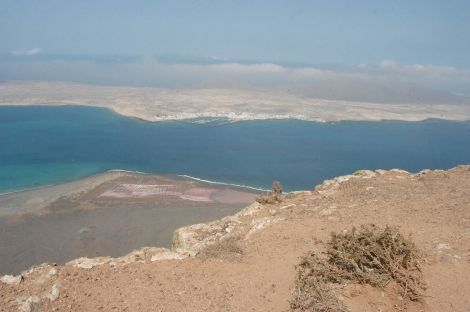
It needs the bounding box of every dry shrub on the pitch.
[199,237,244,261]
[291,224,424,311]
[256,180,284,204]
[292,274,347,312]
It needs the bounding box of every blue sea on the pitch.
[1,105,470,193]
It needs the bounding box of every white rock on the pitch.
[390,169,409,174]
[150,251,187,262]
[67,257,110,269]
[48,268,58,276]
[45,283,60,301]
[353,170,376,178]
[288,191,312,195]
[22,263,53,278]
[0,274,22,285]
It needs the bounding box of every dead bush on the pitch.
[272,180,283,194]
[256,180,284,204]
[292,273,347,312]
[291,224,424,311]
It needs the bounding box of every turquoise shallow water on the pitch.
[1,105,470,193]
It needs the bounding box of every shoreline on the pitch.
[0,169,269,198]
[177,174,270,192]
[2,102,470,124]
[2,81,470,123]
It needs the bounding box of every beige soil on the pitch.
[1,166,470,311]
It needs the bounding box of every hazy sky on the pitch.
[1,0,470,98]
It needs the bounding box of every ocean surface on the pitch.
[1,105,470,193]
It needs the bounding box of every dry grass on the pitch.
[291,224,425,311]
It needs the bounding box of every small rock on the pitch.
[79,227,94,235]
[280,204,295,210]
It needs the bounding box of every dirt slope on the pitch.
[1,166,470,311]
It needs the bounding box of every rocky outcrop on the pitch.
[66,247,191,269]
[172,202,261,253]
[315,169,379,196]
[314,168,411,196]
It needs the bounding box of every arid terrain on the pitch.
[2,81,470,122]
[1,165,469,311]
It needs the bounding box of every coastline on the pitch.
[0,170,261,274]
[0,169,268,202]
[3,101,470,124]
[1,81,470,123]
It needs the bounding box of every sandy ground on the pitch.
[1,81,470,122]
[0,173,258,275]
[1,165,469,311]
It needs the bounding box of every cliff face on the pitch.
[1,165,470,311]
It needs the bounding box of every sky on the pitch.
[1,0,470,99]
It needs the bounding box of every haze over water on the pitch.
[1,105,470,194]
